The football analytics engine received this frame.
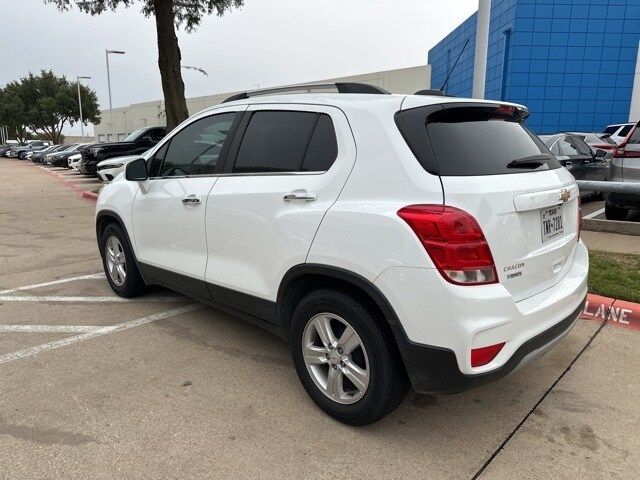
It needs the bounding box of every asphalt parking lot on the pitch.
[1,158,639,479]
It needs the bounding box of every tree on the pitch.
[0,71,100,143]
[46,0,243,130]
[0,83,30,142]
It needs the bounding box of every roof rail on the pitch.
[222,82,390,103]
[414,89,447,97]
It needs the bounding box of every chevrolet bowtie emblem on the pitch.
[559,189,570,202]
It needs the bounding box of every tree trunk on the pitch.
[153,0,189,130]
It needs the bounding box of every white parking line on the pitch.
[0,325,103,333]
[0,305,202,365]
[584,207,605,220]
[0,295,187,303]
[0,273,105,295]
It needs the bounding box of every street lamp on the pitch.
[105,49,125,139]
[76,75,91,140]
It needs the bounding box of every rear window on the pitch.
[425,109,560,176]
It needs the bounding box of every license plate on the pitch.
[540,206,564,243]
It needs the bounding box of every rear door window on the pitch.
[424,110,560,176]
[603,125,619,134]
[233,111,337,173]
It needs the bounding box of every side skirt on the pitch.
[138,263,286,340]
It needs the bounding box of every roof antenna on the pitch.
[439,38,470,93]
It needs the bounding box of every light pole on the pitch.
[76,75,91,140]
[105,49,125,140]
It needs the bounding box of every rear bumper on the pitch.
[374,240,589,393]
[398,297,584,393]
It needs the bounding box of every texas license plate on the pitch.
[541,206,564,242]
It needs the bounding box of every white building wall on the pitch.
[94,65,430,141]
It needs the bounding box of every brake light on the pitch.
[495,105,516,116]
[397,205,498,285]
[471,342,505,367]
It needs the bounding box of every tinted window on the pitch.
[425,111,560,176]
[147,128,166,141]
[603,126,619,134]
[234,111,318,173]
[157,112,236,177]
[148,142,168,177]
[301,114,338,171]
[558,136,580,156]
[572,136,592,155]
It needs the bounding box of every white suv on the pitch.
[95,83,588,425]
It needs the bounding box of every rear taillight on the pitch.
[471,342,505,367]
[397,205,498,285]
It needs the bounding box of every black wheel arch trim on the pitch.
[95,209,148,284]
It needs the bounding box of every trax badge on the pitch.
[559,189,570,202]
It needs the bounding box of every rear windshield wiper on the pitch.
[507,154,552,169]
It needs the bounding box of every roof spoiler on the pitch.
[414,89,447,97]
[222,82,390,103]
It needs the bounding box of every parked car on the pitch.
[569,132,616,154]
[10,141,50,159]
[68,153,83,170]
[18,142,51,159]
[96,153,147,182]
[606,121,640,220]
[0,144,17,156]
[541,133,609,196]
[95,85,588,425]
[603,123,635,145]
[44,143,85,166]
[79,126,166,176]
[31,145,65,163]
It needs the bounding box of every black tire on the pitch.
[605,203,628,221]
[99,223,146,297]
[290,289,408,426]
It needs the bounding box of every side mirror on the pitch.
[125,158,149,181]
[140,136,154,146]
[595,148,607,158]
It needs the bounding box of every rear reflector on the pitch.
[397,205,498,285]
[471,342,505,367]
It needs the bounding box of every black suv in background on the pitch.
[78,127,166,176]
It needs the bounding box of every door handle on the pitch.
[283,190,316,202]
[182,194,201,205]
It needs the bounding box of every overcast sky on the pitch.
[0,0,477,135]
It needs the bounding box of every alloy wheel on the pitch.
[105,235,127,287]
[302,313,370,404]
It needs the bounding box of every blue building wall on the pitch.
[428,0,640,134]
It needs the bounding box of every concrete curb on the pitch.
[35,164,99,203]
[581,293,640,331]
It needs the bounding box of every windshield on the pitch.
[122,128,147,142]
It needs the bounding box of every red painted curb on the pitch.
[36,165,98,203]
[581,293,640,331]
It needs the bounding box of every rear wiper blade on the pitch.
[507,154,552,169]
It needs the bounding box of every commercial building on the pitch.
[94,65,430,142]
[428,0,640,134]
